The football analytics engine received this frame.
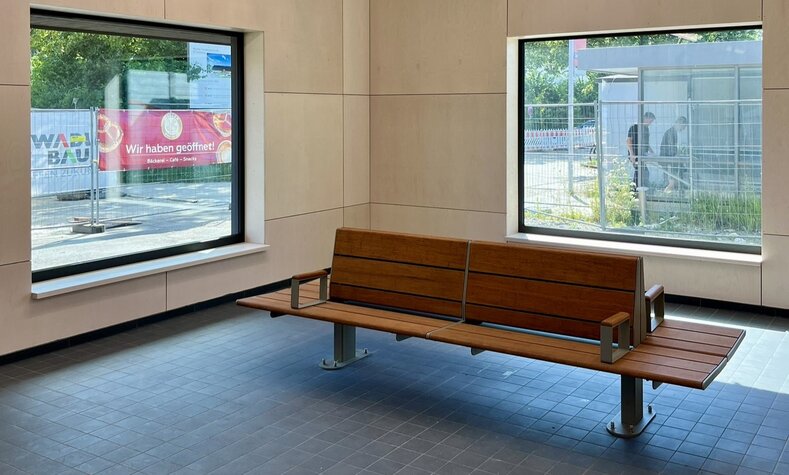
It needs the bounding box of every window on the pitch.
[30,12,244,281]
[519,28,762,251]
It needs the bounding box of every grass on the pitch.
[526,161,761,241]
[673,192,761,235]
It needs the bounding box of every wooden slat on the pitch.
[272,282,461,320]
[466,273,634,323]
[651,326,739,348]
[439,322,606,356]
[331,256,465,301]
[262,285,457,328]
[660,319,745,339]
[629,343,724,366]
[644,335,731,357]
[625,349,719,374]
[331,284,461,318]
[237,295,454,337]
[428,325,710,388]
[334,228,468,269]
[465,304,602,340]
[468,242,638,291]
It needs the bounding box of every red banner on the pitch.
[98,109,232,171]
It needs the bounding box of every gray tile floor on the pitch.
[0,301,787,475]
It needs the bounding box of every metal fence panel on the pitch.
[523,99,762,246]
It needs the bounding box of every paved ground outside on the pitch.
[32,182,232,272]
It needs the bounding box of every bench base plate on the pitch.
[607,405,656,438]
[319,349,369,370]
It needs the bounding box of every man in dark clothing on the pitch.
[661,116,688,192]
[626,112,655,190]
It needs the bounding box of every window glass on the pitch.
[520,29,762,250]
[31,16,241,279]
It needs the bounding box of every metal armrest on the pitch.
[645,284,665,333]
[601,312,631,364]
[290,270,329,309]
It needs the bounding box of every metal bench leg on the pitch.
[607,376,655,438]
[319,323,370,370]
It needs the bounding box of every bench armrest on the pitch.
[645,284,665,333]
[293,270,329,282]
[600,312,630,364]
[290,270,329,309]
[601,312,630,328]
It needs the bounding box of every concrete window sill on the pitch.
[31,243,269,299]
[506,233,761,266]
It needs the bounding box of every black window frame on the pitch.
[518,26,762,254]
[31,10,245,282]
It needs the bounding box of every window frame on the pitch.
[31,10,245,282]
[517,26,762,254]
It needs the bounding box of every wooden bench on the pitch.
[237,228,744,438]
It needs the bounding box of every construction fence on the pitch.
[31,108,232,231]
[522,100,762,246]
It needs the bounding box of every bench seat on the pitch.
[239,281,745,390]
[239,281,456,338]
[428,323,735,390]
[646,319,744,359]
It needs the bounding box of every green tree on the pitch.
[30,29,199,109]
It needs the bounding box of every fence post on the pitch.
[92,107,100,226]
[734,99,740,193]
[90,143,96,226]
[73,107,105,234]
[595,101,607,230]
[688,102,694,199]
[567,41,575,195]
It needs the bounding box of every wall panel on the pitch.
[371,94,506,213]
[643,256,761,305]
[0,261,167,356]
[257,0,343,94]
[0,86,32,266]
[2,0,31,86]
[263,209,342,282]
[508,0,761,38]
[166,0,343,94]
[762,89,789,235]
[344,0,370,95]
[371,204,505,242]
[265,93,344,220]
[764,0,789,89]
[31,0,165,20]
[244,32,266,243]
[344,95,370,207]
[762,234,789,308]
[370,0,506,94]
[344,204,370,229]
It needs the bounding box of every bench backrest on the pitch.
[465,241,645,344]
[329,228,469,319]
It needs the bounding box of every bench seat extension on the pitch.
[428,320,743,390]
[238,281,452,339]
